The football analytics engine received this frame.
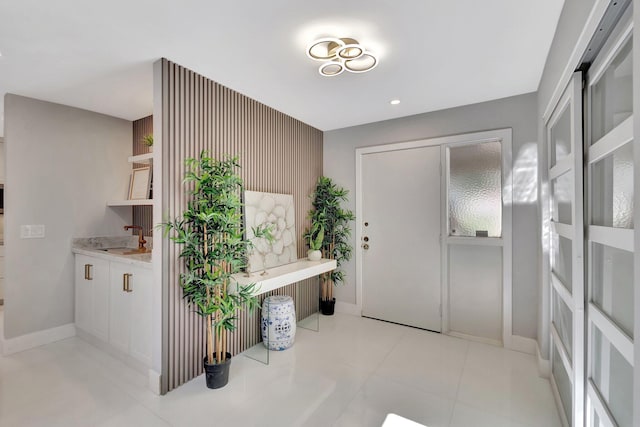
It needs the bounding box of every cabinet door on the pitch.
[75,255,110,339]
[91,259,110,342]
[129,266,152,365]
[75,255,94,333]
[109,262,132,354]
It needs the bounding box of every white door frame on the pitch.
[355,128,513,346]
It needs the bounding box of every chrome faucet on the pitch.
[124,225,147,251]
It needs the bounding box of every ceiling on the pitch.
[0,0,564,136]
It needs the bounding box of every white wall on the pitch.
[3,94,132,339]
[535,0,598,358]
[324,92,539,339]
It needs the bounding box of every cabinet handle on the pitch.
[123,273,133,293]
[84,264,93,280]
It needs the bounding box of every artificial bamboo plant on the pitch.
[164,153,258,366]
[306,176,355,303]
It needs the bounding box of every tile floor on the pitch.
[0,312,561,427]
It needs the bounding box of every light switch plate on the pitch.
[20,225,45,239]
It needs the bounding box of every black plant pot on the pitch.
[203,353,232,389]
[320,298,336,316]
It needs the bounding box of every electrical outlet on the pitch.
[20,225,45,239]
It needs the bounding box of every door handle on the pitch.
[123,273,133,293]
[84,264,93,280]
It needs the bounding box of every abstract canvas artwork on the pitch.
[244,191,297,273]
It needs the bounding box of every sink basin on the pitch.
[100,247,150,255]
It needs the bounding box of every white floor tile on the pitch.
[335,374,455,427]
[375,328,469,400]
[0,313,562,427]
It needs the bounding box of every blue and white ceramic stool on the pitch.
[261,295,296,351]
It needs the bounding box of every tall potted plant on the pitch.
[164,153,258,389]
[306,176,355,315]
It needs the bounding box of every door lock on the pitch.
[362,243,369,250]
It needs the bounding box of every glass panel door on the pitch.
[546,71,584,427]
[585,8,635,426]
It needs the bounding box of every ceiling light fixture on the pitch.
[390,99,401,105]
[306,37,378,76]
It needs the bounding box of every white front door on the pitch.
[361,146,441,331]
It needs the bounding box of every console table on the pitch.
[232,258,337,364]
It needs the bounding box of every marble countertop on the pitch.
[72,236,152,268]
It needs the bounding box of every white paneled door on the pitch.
[361,146,442,332]
[585,10,635,427]
[547,71,584,427]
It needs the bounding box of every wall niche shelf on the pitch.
[107,199,153,207]
[106,151,154,207]
[128,153,153,164]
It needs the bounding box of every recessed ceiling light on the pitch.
[390,99,401,105]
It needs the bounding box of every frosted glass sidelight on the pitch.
[449,141,502,237]
[591,38,633,143]
[591,326,633,427]
[591,142,634,228]
[553,291,573,359]
[551,232,573,292]
[591,242,634,338]
[550,104,572,167]
[553,346,573,425]
[551,171,573,224]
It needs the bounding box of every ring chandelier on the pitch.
[306,37,378,77]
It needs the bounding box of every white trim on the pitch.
[537,341,551,378]
[551,272,574,309]
[587,380,617,427]
[2,323,76,355]
[549,156,573,181]
[510,335,537,355]
[448,330,502,347]
[550,372,571,427]
[589,303,634,365]
[440,147,449,335]
[354,129,505,156]
[502,134,513,349]
[587,7,633,86]
[589,225,634,252]
[587,116,634,164]
[552,222,574,240]
[148,369,162,395]
[445,236,503,246]
[542,0,610,122]
[334,301,360,316]
[551,323,574,378]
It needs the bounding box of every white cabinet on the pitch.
[74,254,110,341]
[74,253,152,367]
[109,262,152,365]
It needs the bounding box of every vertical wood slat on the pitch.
[160,59,323,393]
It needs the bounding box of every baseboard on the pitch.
[509,334,537,355]
[2,323,76,355]
[448,331,502,347]
[76,328,148,375]
[148,369,162,395]
[537,341,551,378]
[334,301,360,316]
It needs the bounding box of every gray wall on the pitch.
[633,2,640,424]
[535,0,598,357]
[324,92,539,339]
[3,95,132,339]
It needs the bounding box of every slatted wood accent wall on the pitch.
[132,116,154,236]
[158,59,323,393]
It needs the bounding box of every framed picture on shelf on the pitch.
[128,167,152,200]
